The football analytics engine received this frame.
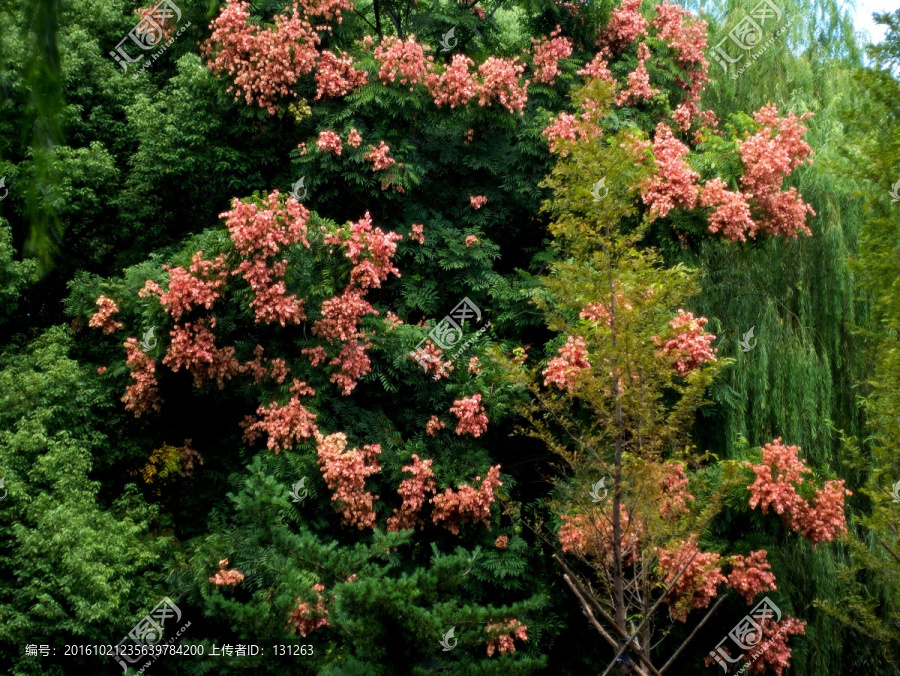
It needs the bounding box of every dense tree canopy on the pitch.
[0,0,898,674]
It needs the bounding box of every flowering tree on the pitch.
[499,80,848,675]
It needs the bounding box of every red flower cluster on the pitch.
[449,393,489,437]
[386,454,437,531]
[89,295,124,334]
[485,619,528,656]
[316,432,382,529]
[209,558,245,587]
[431,465,502,534]
[746,438,851,544]
[543,336,591,391]
[559,509,641,564]
[242,379,318,453]
[659,310,716,377]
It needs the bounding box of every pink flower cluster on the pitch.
[365,141,396,170]
[242,379,318,453]
[659,310,716,377]
[223,192,310,325]
[746,438,851,544]
[287,584,330,637]
[202,1,321,114]
[209,558,245,587]
[426,54,478,108]
[542,110,602,156]
[163,320,240,388]
[699,178,757,241]
[543,336,591,391]
[615,42,659,105]
[409,223,425,244]
[558,509,640,564]
[601,0,649,53]
[469,195,487,209]
[726,550,777,604]
[316,432,382,529]
[326,211,402,289]
[580,293,632,325]
[347,128,363,147]
[387,454,437,531]
[374,36,434,88]
[241,344,291,384]
[224,191,311,258]
[744,616,806,675]
[485,619,528,656]
[413,340,454,380]
[738,105,816,238]
[657,536,725,622]
[658,462,695,517]
[89,295,124,334]
[425,415,445,436]
[477,57,529,114]
[531,27,573,85]
[317,130,343,155]
[160,252,228,320]
[122,337,162,417]
[642,123,699,218]
[431,465,502,534]
[449,393,489,437]
[314,50,367,100]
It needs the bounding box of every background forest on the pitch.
[0,0,899,674]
